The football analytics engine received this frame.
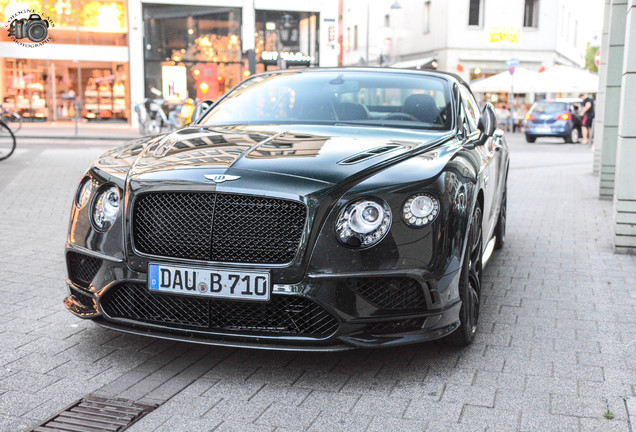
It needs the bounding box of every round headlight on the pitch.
[92,185,120,231]
[336,199,392,247]
[76,177,95,208]
[403,193,440,227]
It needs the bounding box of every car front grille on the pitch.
[132,192,307,264]
[347,277,429,310]
[100,283,340,338]
[67,251,102,288]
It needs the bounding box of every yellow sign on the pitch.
[489,26,520,43]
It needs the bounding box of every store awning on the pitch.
[391,56,438,69]
[470,67,541,93]
[534,65,599,93]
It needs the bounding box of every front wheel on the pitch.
[445,206,483,346]
[564,127,579,143]
[0,121,17,161]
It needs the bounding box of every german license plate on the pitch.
[535,127,551,133]
[148,264,270,301]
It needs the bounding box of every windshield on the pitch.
[199,71,453,130]
[531,102,568,114]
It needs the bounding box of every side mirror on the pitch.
[477,103,497,145]
[191,100,213,124]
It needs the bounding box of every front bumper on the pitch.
[64,246,462,350]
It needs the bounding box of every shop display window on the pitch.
[0,0,127,45]
[255,10,319,70]
[143,5,242,103]
[1,58,129,122]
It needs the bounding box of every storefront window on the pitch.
[143,5,242,103]
[0,0,127,45]
[1,58,130,122]
[255,10,318,72]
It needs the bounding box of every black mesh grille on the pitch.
[133,193,307,264]
[347,277,427,310]
[69,287,95,308]
[67,251,102,287]
[100,283,340,338]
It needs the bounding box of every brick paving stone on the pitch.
[249,384,312,407]
[214,421,276,432]
[351,394,410,417]
[519,412,580,432]
[203,399,270,423]
[255,404,321,429]
[459,405,521,430]
[441,384,496,407]
[306,412,371,432]
[365,415,428,432]
[390,379,445,400]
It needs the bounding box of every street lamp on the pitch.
[389,1,402,64]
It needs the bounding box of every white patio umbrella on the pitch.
[470,67,541,94]
[534,65,599,94]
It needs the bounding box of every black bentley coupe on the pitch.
[64,68,509,350]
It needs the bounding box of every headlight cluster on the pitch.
[92,186,120,231]
[336,199,392,247]
[76,177,96,208]
[75,177,121,232]
[403,193,440,226]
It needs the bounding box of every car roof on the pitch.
[252,66,469,87]
[537,98,582,104]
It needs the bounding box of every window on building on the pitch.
[561,6,566,36]
[347,27,351,50]
[523,0,539,28]
[468,0,482,27]
[354,25,358,49]
[573,20,578,46]
[385,14,390,27]
[423,1,431,33]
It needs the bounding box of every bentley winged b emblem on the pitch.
[204,174,241,183]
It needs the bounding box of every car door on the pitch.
[459,85,500,240]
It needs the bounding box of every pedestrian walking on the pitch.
[579,92,595,144]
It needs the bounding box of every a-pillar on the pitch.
[613,0,636,254]
[593,0,612,174]
[599,0,628,198]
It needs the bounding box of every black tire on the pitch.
[0,120,17,161]
[564,127,579,143]
[494,182,507,250]
[525,135,536,143]
[445,206,483,346]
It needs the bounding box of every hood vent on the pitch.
[338,145,404,165]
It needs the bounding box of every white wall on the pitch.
[342,0,588,72]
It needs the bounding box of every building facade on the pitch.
[0,0,339,126]
[342,0,592,81]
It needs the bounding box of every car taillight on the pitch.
[525,114,535,121]
[557,113,570,120]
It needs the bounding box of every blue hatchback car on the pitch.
[524,99,582,143]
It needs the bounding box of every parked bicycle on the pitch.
[0,104,23,133]
[0,119,17,161]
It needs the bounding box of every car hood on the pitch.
[95,124,453,195]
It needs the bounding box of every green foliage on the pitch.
[585,44,599,73]
[603,410,614,420]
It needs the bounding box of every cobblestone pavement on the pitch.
[0,136,634,432]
